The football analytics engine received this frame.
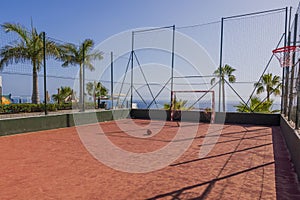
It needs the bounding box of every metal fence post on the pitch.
[42,32,48,115]
[284,31,291,117]
[296,60,300,129]
[131,32,134,109]
[219,18,224,112]
[111,52,114,109]
[82,43,85,112]
[288,13,298,121]
[170,25,175,114]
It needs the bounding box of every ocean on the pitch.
[102,99,281,112]
[10,97,281,113]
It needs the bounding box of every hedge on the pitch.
[0,103,72,114]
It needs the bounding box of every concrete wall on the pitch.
[280,116,300,179]
[0,109,280,137]
[0,109,129,136]
[216,112,280,126]
[130,109,210,122]
[130,109,280,126]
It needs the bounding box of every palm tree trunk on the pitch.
[267,87,270,101]
[222,78,226,112]
[57,88,60,104]
[79,63,83,105]
[93,88,96,109]
[31,62,40,104]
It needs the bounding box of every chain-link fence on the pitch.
[0,7,290,119]
[281,4,300,129]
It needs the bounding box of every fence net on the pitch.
[0,7,291,119]
[283,5,300,127]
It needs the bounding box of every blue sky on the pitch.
[0,0,298,44]
[0,0,299,107]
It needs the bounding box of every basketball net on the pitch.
[273,46,300,67]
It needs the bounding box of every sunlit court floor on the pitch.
[1,119,300,199]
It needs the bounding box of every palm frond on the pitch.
[253,82,261,88]
[0,45,29,68]
[256,86,265,94]
[86,82,94,96]
[210,77,216,85]
[85,62,95,71]
[60,39,102,70]
[1,22,62,104]
[255,73,282,99]
[88,50,104,61]
[45,40,61,58]
[211,64,236,85]
[224,64,236,75]
[213,69,220,76]
[83,39,94,49]
[234,96,277,113]
[228,75,236,83]
[2,23,29,45]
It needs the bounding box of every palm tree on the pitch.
[211,64,236,111]
[60,39,103,105]
[0,23,60,104]
[52,86,74,104]
[254,73,281,101]
[164,99,188,110]
[235,96,279,113]
[86,81,108,108]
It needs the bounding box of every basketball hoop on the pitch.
[272,46,300,67]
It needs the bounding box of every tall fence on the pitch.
[0,7,291,119]
[282,5,300,129]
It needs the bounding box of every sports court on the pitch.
[1,119,300,199]
[1,2,300,200]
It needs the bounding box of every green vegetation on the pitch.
[235,97,279,113]
[0,22,60,104]
[60,39,103,103]
[0,103,69,114]
[235,73,281,113]
[1,22,281,116]
[0,102,102,114]
[211,64,236,111]
[86,81,108,108]
[52,86,75,104]
[0,22,107,113]
[164,99,188,110]
[254,73,281,101]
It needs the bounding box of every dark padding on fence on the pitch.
[130,109,280,126]
[0,109,280,136]
[0,109,130,136]
[218,112,280,126]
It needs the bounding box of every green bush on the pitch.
[46,104,57,111]
[31,104,42,112]
[56,102,72,110]
[0,102,104,114]
[0,103,74,114]
[1,104,11,113]
[19,104,31,112]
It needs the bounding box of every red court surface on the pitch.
[1,119,300,199]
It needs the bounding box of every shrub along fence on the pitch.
[0,102,102,114]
